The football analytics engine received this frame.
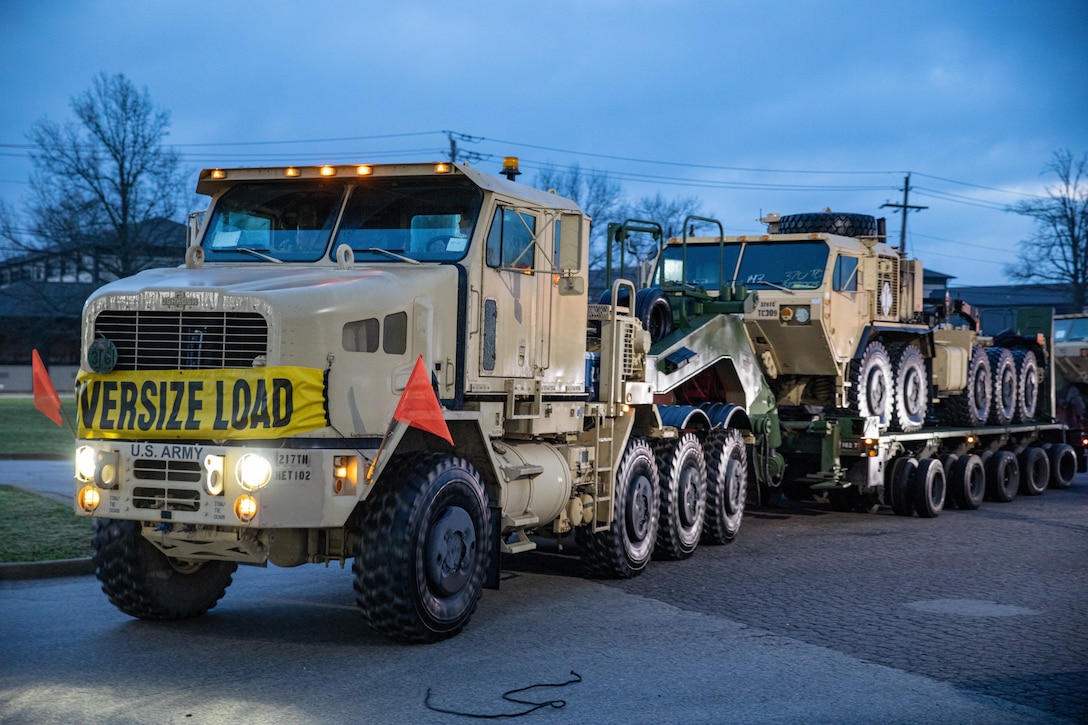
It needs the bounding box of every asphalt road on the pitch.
[1,461,1086,723]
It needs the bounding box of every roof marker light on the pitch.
[285,167,300,177]
[356,165,373,176]
[319,165,337,177]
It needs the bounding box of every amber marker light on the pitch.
[356,165,373,176]
[434,162,451,173]
[78,485,101,513]
[234,495,258,523]
[319,165,337,177]
[210,168,226,179]
[285,167,301,177]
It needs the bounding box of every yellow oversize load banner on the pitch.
[76,367,328,440]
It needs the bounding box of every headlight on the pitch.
[795,306,811,323]
[76,446,97,482]
[236,453,272,491]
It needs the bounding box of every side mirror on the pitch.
[558,213,583,272]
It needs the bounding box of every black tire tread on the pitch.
[92,518,236,621]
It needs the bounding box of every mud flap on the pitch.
[485,505,501,589]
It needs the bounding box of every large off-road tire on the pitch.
[987,348,1018,425]
[1017,446,1050,496]
[985,450,1019,503]
[886,456,917,517]
[949,454,986,510]
[940,346,991,426]
[578,438,659,578]
[651,433,706,559]
[1012,349,1039,422]
[353,453,490,643]
[911,458,946,518]
[92,518,236,620]
[776,212,878,238]
[890,343,927,432]
[702,428,748,544]
[635,287,673,344]
[849,340,893,428]
[1048,443,1077,489]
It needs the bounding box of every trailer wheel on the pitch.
[949,454,986,510]
[911,458,946,518]
[886,456,917,517]
[578,438,659,577]
[985,450,1019,503]
[1012,349,1039,422]
[940,346,991,426]
[702,428,748,543]
[850,341,893,428]
[353,453,490,643]
[1048,443,1077,489]
[987,348,1018,425]
[652,432,706,559]
[92,518,236,620]
[1018,446,1050,496]
[890,343,927,432]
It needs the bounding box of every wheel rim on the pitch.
[904,368,924,417]
[678,465,700,528]
[867,366,887,414]
[725,458,745,516]
[626,472,654,542]
[424,505,476,596]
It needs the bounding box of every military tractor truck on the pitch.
[635,211,1075,515]
[71,159,778,643]
[1052,313,1088,469]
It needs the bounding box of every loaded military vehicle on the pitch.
[70,158,778,642]
[640,211,1076,515]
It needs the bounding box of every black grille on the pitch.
[94,311,267,370]
[132,486,201,512]
[133,459,202,484]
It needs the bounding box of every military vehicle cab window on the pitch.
[833,256,859,292]
[486,207,537,269]
[336,177,483,263]
[202,183,343,262]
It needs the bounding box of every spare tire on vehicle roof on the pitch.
[777,212,878,238]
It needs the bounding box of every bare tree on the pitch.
[1006,150,1088,310]
[633,191,704,239]
[23,72,186,283]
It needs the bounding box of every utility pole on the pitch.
[447,132,458,164]
[881,173,928,259]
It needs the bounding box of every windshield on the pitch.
[203,183,343,262]
[655,241,829,291]
[201,177,484,263]
[1055,317,1088,342]
[336,177,482,263]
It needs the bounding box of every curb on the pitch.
[0,557,95,580]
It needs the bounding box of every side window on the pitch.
[383,312,407,355]
[486,207,537,269]
[833,256,858,292]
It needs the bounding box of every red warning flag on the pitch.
[32,349,64,427]
[392,355,453,445]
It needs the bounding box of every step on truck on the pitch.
[72,158,778,642]
[638,211,1077,516]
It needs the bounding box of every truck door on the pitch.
[479,204,540,379]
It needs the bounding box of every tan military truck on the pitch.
[645,212,1074,514]
[71,159,778,642]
